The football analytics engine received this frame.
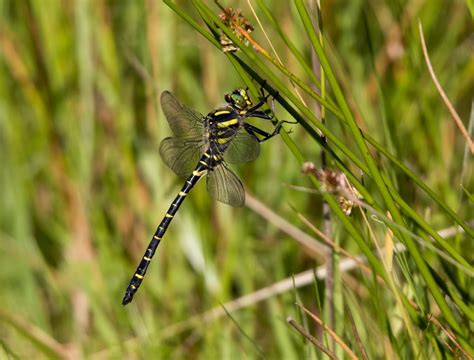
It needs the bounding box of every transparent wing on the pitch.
[159,137,204,177]
[160,91,205,138]
[206,163,245,207]
[224,131,260,164]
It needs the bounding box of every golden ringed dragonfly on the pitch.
[122,86,293,305]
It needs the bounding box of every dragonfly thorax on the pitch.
[207,106,243,159]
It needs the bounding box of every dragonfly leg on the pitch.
[245,98,297,128]
[246,99,270,114]
[244,121,287,143]
[249,86,297,125]
[245,84,273,113]
[246,109,273,120]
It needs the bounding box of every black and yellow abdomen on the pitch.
[122,154,210,305]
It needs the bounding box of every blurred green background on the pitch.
[1,0,472,359]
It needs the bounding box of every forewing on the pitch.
[160,91,205,138]
[206,164,245,207]
[159,137,203,177]
[224,132,260,164]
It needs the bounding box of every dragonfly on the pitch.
[122,86,293,305]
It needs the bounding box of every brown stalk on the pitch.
[287,317,337,359]
[418,20,474,154]
[297,304,359,360]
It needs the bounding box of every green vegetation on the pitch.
[1,1,472,358]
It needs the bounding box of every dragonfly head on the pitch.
[225,88,252,110]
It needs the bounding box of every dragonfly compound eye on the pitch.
[228,89,250,110]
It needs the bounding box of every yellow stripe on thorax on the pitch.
[213,110,231,116]
[217,137,232,144]
[217,118,238,128]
